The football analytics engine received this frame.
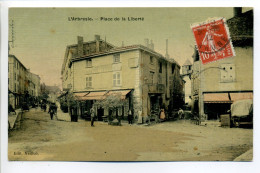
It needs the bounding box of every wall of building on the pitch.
[8,55,30,108]
[139,50,179,118]
[201,47,253,92]
[72,50,139,92]
[183,75,191,104]
[62,51,73,90]
[8,56,15,108]
[191,46,253,117]
[31,73,41,97]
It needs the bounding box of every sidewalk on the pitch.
[8,108,23,129]
[56,109,71,122]
[233,148,253,161]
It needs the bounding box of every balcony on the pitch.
[148,84,165,93]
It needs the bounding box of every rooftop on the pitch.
[72,44,180,67]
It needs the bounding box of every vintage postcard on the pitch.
[7,7,253,162]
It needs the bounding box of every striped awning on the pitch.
[74,92,90,101]
[74,90,131,101]
[204,93,232,103]
[80,91,108,100]
[106,90,131,99]
[230,92,253,102]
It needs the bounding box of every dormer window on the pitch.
[113,54,120,63]
[86,59,92,68]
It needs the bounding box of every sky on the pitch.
[8,7,252,88]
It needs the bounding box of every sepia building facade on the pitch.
[8,54,41,109]
[61,35,183,122]
[191,8,253,120]
[8,54,27,108]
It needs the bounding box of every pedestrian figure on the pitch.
[178,108,184,119]
[53,103,58,115]
[117,109,122,126]
[43,103,47,112]
[8,104,16,114]
[159,108,166,121]
[48,103,55,120]
[128,109,133,124]
[90,107,95,127]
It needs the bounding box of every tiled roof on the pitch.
[72,44,180,66]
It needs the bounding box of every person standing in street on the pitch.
[159,108,166,121]
[48,103,55,120]
[90,107,95,127]
[178,108,184,119]
[128,109,133,124]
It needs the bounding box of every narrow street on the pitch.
[8,108,253,161]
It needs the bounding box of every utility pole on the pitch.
[8,20,15,55]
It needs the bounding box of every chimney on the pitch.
[150,40,154,50]
[77,36,83,57]
[95,35,100,41]
[234,7,242,17]
[122,41,124,47]
[95,35,100,52]
[165,39,169,58]
[105,36,107,50]
[144,38,149,47]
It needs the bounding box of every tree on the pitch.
[94,93,125,122]
[67,92,79,122]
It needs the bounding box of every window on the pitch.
[220,64,235,82]
[86,59,92,67]
[150,56,154,64]
[113,72,121,86]
[172,64,175,74]
[159,62,162,73]
[86,76,92,88]
[113,54,120,63]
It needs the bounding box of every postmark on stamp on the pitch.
[191,18,235,64]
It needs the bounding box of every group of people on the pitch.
[62,106,184,126]
[159,108,184,121]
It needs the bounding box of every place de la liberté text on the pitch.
[68,16,145,22]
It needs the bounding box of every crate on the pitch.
[220,114,231,127]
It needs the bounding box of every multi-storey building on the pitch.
[8,55,41,108]
[191,8,253,120]
[61,35,183,122]
[27,71,41,98]
[8,54,28,108]
[30,72,41,97]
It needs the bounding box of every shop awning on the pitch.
[230,92,253,102]
[74,90,132,101]
[106,90,131,99]
[74,92,89,97]
[74,92,90,101]
[204,93,232,103]
[81,91,108,100]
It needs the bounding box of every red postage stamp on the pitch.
[191,18,235,64]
